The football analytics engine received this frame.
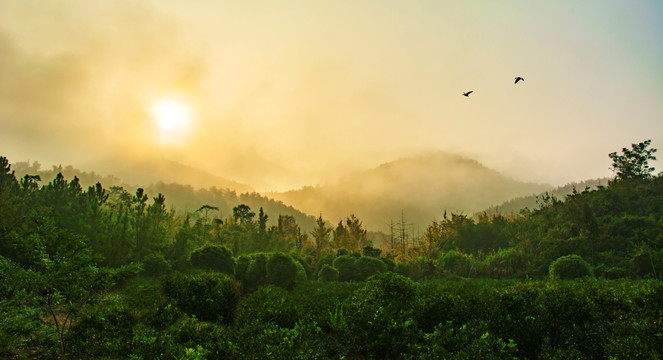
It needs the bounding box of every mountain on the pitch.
[92,156,254,193]
[270,152,551,231]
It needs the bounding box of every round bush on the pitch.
[318,264,339,282]
[354,256,387,281]
[245,253,268,291]
[333,255,357,281]
[343,272,419,358]
[549,254,593,280]
[266,253,306,289]
[161,272,240,323]
[314,253,336,277]
[190,245,235,275]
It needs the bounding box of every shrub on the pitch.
[161,272,240,323]
[314,253,336,278]
[266,253,306,289]
[235,253,269,293]
[394,258,439,280]
[234,255,252,282]
[142,252,172,277]
[549,254,593,280]
[318,264,339,282]
[381,257,396,272]
[189,245,235,275]
[343,272,419,358]
[235,285,298,328]
[438,249,476,277]
[333,255,357,281]
[362,246,382,258]
[245,253,268,291]
[292,254,313,280]
[67,295,136,358]
[354,256,387,281]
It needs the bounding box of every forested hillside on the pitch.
[474,177,608,217]
[1,140,662,359]
[11,160,316,231]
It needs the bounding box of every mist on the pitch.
[1,0,662,192]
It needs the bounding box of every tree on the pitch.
[196,204,219,224]
[256,207,269,251]
[333,220,350,249]
[273,215,305,252]
[609,140,657,180]
[346,214,369,251]
[310,215,332,260]
[233,204,255,224]
[7,214,124,358]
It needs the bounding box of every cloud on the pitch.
[0,0,208,165]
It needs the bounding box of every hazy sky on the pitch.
[1,0,661,191]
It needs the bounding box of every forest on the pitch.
[1,140,662,359]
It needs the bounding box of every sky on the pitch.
[1,0,662,192]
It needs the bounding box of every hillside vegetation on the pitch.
[0,140,661,359]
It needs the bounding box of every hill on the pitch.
[10,159,315,231]
[270,152,550,231]
[474,178,610,217]
[92,156,255,193]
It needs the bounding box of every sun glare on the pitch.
[148,98,193,143]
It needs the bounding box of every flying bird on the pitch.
[462,91,473,97]
[514,77,524,84]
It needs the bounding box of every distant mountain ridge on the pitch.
[93,156,255,193]
[270,152,551,231]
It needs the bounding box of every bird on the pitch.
[514,77,524,84]
[462,91,473,97]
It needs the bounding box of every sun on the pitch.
[148,98,193,143]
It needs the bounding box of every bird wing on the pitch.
[467,91,473,95]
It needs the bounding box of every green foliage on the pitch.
[343,272,420,358]
[438,249,476,277]
[362,245,382,258]
[67,295,136,358]
[235,285,298,328]
[609,139,657,180]
[0,297,58,359]
[235,253,269,293]
[313,252,335,278]
[549,254,594,280]
[332,254,356,281]
[354,256,387,281]
[189,244,235,275]
[141,252,172,277]
[317,264,339,282]
[394,258,440,280]
[2,143,663,358]
[266,252,307,289]
[161,272,240,323]
[412,320,518,360]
